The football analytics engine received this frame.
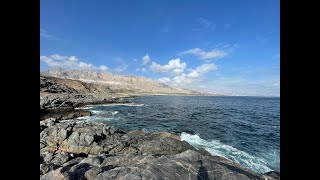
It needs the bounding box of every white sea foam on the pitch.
[83,115,122,122]
[111,111,119,115]
[98,103,144,107]
[75,103,144,109]
[75,106,94,110]
[180,132,273,173]
[90,110,101,114]
[75,116,89,120]
[90,110,119,116]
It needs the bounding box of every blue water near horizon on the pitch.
[78,96,280,173]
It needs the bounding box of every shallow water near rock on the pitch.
[79,95,280,173]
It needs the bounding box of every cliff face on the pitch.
[40,75,114,95]
[41,69,203,95]
[40,76,107,109]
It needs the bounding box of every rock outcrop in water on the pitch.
[40,75,134,120]
[40,76,131,109]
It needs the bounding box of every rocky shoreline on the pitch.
[40,118,280,180]
[40,76,280,179]
[40,97,132,121]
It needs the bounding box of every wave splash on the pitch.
[180,132,272,173]
[76,103,144,110]
[91,110,119,116]
[98,103,144,107]
[75,106,93,110]
[76,110,122,122]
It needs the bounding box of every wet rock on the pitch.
[264,171,280,180]
[197,148,213,157]
[40,109,91,121]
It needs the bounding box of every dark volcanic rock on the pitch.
[40,120,193,156]
[197,148,213,157]
[40,109,91,121]
[40,76,125,110]
[40,150,277,180]
[40,120,279,180]
[264,171,280,179]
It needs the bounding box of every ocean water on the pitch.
[78,96,280,173]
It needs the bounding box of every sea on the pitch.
[77,96,280,173]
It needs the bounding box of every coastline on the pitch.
[40,76,280,179]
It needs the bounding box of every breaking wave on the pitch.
[99,103,144,107]
[180,132,273,173]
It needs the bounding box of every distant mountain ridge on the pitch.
[41,69,211,96]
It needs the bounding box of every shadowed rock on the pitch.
[197,160,209,180]
[40,109,91,121]
[41,149,278,180]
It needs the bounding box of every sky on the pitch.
[40,0,280,96]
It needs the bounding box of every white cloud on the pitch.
[158,77,171,84]
[40,54,109,71]
[69,56,78,62]
[172,68,184,75]
[113,57,129,73]
[136,68,146,73]
[172,63,217,85]
[197,17,216,30]
[114,65,128,73]
[150,56,218,85]
[186,70,200,78]
[150,58,186,75]
[172,74,186,84]
[40,28,60,40]
[196,63,218,73]
[99,65,108,71]
[153,59,217,85]
[173,74,194,84]
[79,62,93,69]
[180,48,227,60]
[142,54,151,65]
[40,28,52,38]
[222,44,231,48]
[201,77,280,96]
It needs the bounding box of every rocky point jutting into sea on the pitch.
[40,69,280,180]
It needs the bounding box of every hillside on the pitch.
[41,69,208,95]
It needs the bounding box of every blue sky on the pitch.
[40,0,280,96]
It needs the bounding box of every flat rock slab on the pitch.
[41,150,278,180]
